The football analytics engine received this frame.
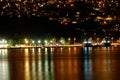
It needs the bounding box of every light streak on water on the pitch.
[0,46,119,80]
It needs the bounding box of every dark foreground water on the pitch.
[0,46,120,80]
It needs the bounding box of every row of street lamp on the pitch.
[0,37,119,47]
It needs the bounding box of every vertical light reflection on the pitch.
[32,47,36,80]
[45,58,49,80]
[24,48,29,54]
[50,47,54,57]
[50,48,54,60]
[68,56,72,80]
[44,48,50,80]
[73,47,77,52]
[50,48,53,53]
[91,47,112,80]
[50,59,55,80]
[1,49,8,59]
[84,47,90,54]
[58,53,64,80]
[50,47,55,80]
[32,48,35,53]
[38,48,41,54]
[38,47,42,80]
[83,47,92,80]
[0,49,9,80]
[110,46,120,80]
[72,57,80,80]
[68,47,71,54]
[102,46,110,50]
[60,47,63,54]
[84,59,92,80]
[37,48,43,80]
[24,48,30,80]
[45,48,48,55]
[84,47,91,58]
[67,56,81,80]
[106,47,111,80]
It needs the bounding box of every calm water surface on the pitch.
[0,46,120,80]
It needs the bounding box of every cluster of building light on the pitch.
[0,0,120,40]
[0,0,120,24]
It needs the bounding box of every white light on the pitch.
[87,41,92,43]
[83,40,92,44]
[50,40,53,43]
[26,41,29,44]
[107,41,110,43]
[101,40,105,43]
[32,40,35,43]
[4,41,7,44]
[44,40,47,43]
[38,40,41,43]
[83,41,87,44]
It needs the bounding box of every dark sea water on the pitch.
[0,46,120,80]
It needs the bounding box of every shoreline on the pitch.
[0,43,120,49]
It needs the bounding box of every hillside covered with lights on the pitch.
[0,0,120,40]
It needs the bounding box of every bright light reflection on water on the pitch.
[0,46,120,80]
[0,49,9,80]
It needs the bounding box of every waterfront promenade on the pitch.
[0,42,120,49]
[0,44,83,49]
